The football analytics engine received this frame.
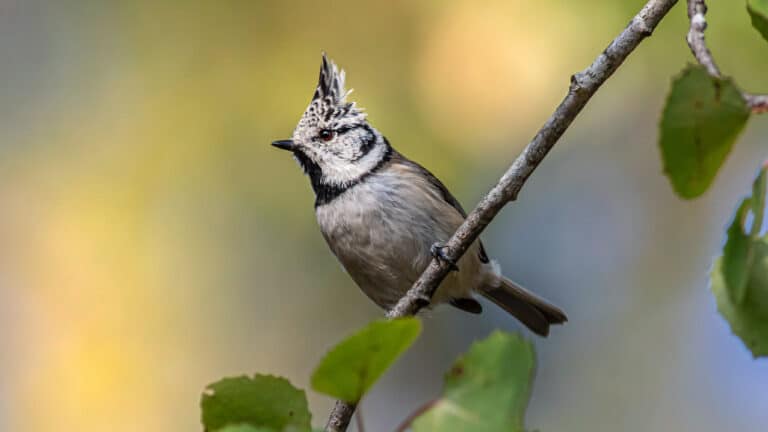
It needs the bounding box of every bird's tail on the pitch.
[479,277,567,337]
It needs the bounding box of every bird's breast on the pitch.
[314,176,439,303]
[314,165,484,308]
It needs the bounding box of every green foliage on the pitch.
[215,425,276,432]
[748,0,768,42]
[412,331,535,432]
[659,65,751,199]
[723,169,766,303]
[311,318,422,402]
[712,166,768,357]
[201,375,312,432]
[198,319,423,432]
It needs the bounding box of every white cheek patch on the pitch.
[320,141,387,186]
[331,128,368,160]
[290,90,380,187]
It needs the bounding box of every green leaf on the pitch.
[659,65,751,199]
[751,167,767,236]
[723,168,767,303]
[748,0,768,42]
[201,375,311,432]
[311,318,422,402]
[723,199,754,303]
[712,166,768,357]
[215,425,276,432]
[412,331,535,432]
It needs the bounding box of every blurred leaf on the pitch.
[712,166,768,357]
[201,375,311,432]
[748,0,768,42]
[412,331,535,432]
[659,65,751,199]
[311,318,422,402]
[216,425,276,432]
[723,200,756,303]
[723,168,767,303]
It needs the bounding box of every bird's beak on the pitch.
[271,139,295,151]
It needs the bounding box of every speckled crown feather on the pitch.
[300,53,366,131]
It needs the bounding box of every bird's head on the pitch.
[272,53,389,192]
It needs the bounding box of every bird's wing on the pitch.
[390,151,490,263]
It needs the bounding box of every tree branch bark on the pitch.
[325,0,679,430]
[687,0,768,114]
[326,401,356,432]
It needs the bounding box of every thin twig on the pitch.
[686,0,768,114]
[393,399,438,432]
[354,406,365,432]
[325,0,680,430]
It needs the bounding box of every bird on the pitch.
[271,53,566,336]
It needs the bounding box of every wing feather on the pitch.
[389,151,490,263]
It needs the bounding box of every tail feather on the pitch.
[480,277,567,337]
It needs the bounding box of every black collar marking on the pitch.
[294,140,393,208]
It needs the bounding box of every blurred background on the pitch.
[1,0,767,431]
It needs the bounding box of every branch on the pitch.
[393,399,437,432]
[325,0,679,430]
[687,0,768,114]
[326,401,356,432]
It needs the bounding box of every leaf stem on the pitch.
[355,405,365,432]
[393,399,438,432]
[686,0,768,114]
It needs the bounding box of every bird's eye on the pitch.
[318,129,335,142]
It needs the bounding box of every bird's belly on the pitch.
[316,191,428,307]
[315,181,479,309]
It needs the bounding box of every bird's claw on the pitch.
[430,243,459,272]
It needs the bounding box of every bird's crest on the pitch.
[297,53,366,132]
[314,52,351,104]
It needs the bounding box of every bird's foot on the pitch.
[430,243,459,272]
